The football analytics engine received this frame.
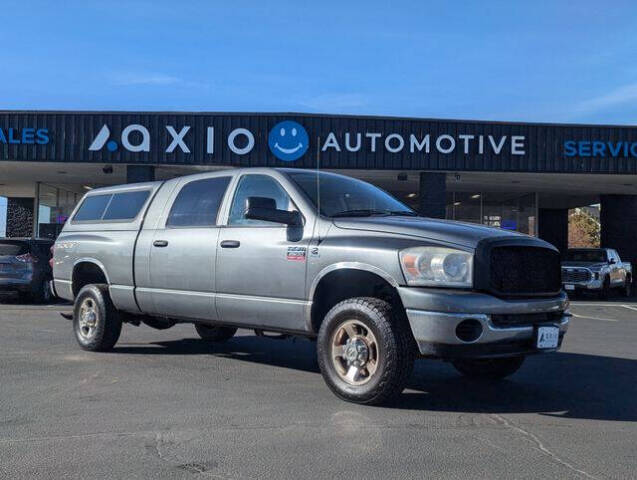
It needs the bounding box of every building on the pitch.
[1,110,636,265]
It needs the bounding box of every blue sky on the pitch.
[0,1,636,124]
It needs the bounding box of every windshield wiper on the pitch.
[331,209,417,218]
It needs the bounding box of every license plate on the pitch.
[537,326,559,349]
[564,284,575,291]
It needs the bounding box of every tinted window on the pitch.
[228,175,294,226]
[287,171,413,217]
[0,241,28,256]
[73,194,112,221]
[102,191,150,220]
[564,249,607,263]
[167,177,231,227]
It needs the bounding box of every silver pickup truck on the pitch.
[53,168,569,405]
[561,248,632,298]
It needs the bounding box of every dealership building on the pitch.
[1,110,637,265]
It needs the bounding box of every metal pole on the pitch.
[33,181,40,237]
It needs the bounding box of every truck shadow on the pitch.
[113,335,637,422]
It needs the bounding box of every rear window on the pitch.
[73,194,111,221]
[0,241,29,256]
[103,191,150,220]
[167,177,231,227]
[73,190,150,222]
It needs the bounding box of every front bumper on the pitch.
[398,287,570,358]
[562,279,603,291]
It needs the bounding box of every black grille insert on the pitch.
[475,239,562,297]
[491,311,564,328]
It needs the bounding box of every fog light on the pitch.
[455,319,483,343]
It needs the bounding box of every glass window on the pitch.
[228,175,294,226]
[103,191,150,221]
[564,249,607,263]
[287,171,413,217]
[73,194,112,221]
[0,240,28,256]
[167,177,231,227]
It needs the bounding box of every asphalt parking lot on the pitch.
[1,299,636,479]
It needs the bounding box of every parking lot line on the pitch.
[570,313,618,322]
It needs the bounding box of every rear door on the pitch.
[145,176,232,320]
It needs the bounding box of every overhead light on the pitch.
[83,185,93,190]
[471,194,481,199]
[453,201,461,206]
[407,193,417,198]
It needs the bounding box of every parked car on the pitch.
[0,238,54,303]
[52,168,570,405]
[561,248,632,298]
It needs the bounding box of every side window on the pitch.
[102,191,150,220]
[73,194,111,221]
[166,177,231,227]
[228,175,295,226]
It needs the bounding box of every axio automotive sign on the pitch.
[84,120,527,159]
[3,111,637,174]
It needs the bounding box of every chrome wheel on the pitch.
[330,319,379,386]
[78,298,98,340]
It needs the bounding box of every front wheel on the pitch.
[317,297,415,405]
[73,284,122,351]
[452,356,525,380]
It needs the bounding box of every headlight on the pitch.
[399,247,473,287]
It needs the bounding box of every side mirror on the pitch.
[609,258,616,265]
[245,196,302,226]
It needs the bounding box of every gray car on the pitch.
[0,238,54,303]
[52,168,569,404]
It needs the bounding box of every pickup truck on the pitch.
[52,168,570,405]
[561,248,632,298]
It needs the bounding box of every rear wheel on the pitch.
[623,276,632,297]
[317,297,415,405]
[73,284,122,352]
[195,323,237,342]
[452,356,525,380]
[32,278,52,304]
[599,277,611,300]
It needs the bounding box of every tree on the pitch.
[569,209,600,248]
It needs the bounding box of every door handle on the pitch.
[153,240,169,247]
[220,240,240,248]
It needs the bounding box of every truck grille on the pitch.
[475,239,562,297]
[561,268,591,283]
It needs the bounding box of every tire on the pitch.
[195,323,237,342]
[32,278,52,304]
[599,277,611,300]
[317,297,416,405]
[73,284,122,352]
[452,355,525,380]
[623,276,632,297]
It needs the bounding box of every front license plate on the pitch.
[536,326,559,349]
[564,284,575,291]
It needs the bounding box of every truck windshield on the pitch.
[564,250,607,262]
[287,171,416,218]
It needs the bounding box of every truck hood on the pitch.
[332,216,526,248]
[561,261,607,269]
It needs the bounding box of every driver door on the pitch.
[215,174,311,332]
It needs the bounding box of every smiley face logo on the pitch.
[268,120,309,162]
